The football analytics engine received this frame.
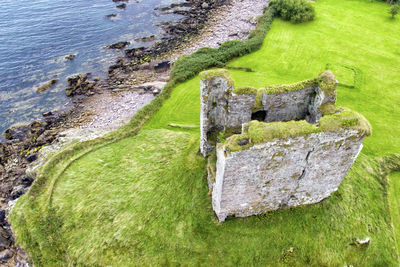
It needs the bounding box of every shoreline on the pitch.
[0,0,268,265]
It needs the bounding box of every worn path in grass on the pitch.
[11,0,400,265]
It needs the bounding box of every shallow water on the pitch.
[0,0,182,134]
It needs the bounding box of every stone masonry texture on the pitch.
[200,69,370,222]
[212,129,364,222]
[200,70,335,157]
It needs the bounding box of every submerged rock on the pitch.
[134,35,156,42]
[105,41,130,49]
[124,46,146,59]
[36,79,59,93]
[65,54,76,60]
[116,3,126,9]
[3,121,46,141]
[106,13,117,18]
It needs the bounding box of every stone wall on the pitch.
[199,69,337,156]
[212,128,365,222]
[199,69,371,222]
[200,72,256,156]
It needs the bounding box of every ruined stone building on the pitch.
[200,69,371,222]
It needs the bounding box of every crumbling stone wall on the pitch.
[199,69,371,222]
[200,69,337,156]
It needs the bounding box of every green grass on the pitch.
[227,0,400,157]
[11,136,399,266]
[10,0,400,265]
[390,172,400,255]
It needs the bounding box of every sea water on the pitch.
[0,0,182,134]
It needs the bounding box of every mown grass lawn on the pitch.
[11,0,400,266]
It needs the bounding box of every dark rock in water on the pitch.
[125,47,146,59]
[65,54,76,60]
[25,154,37,163]
[113,0,128,2]
[134,35,156,42]
[42,111,53,117]
[109,58,126,73]
[105,41,130,49]
[106,13,117,18]
[3,121,46,141]
[65,73,96,97]
[154,61,170,72]
[116,3,126,9]
[36,79,59,93]
[155,2,192,11]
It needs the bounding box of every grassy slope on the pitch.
[11,0,400,266]
[390,172,400,256]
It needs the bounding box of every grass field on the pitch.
[390,172,400,256]
[11,0,400,266]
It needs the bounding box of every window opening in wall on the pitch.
[251,110,267,122]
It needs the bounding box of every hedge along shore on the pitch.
[1,4,275,266]
[79,0,269,133]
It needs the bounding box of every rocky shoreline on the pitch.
[0,0,268,265]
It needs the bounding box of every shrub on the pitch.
[270,0,315,23]
[389,4,399,18]
[170,8,275,82]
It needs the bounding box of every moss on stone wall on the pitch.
[232,86,258,95]
[224,108,371,152]
[224,134,253,152]
[316,70,337,98]
[318,102,341,115]
[248,120,319,143]
[262,79,316,95]
[252,89,264,111]
[319,108,372,137]
[201,70,337,106]
[199,69,235,87]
